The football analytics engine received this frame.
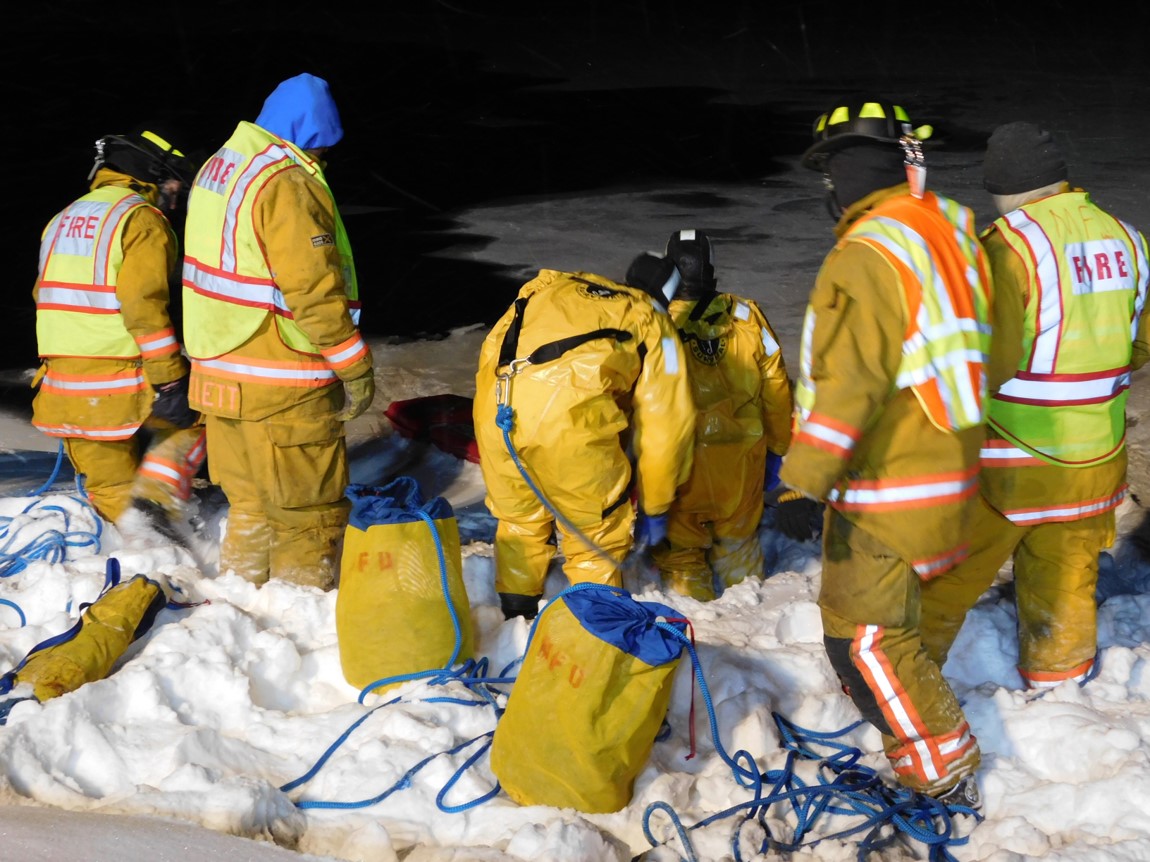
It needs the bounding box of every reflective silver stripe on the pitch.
[1003,487,1126,525]
[183,258,278,308]
[32,423,141,439]
[137,331,178,351]
[760,326,779,356]
[800,420,856,456]
[662,336,680,375]
[139,458,184,484]
[829,473,977,507]
[857,626,942,783]
[995,369,1130,404]
[44,371,144,391]
[221,145,296,271]
[37,285,121,311]
[197,357,337,382]
[92,195,143,284]
[324,337,367,365]
[1004,209,1062,373]
[734,301,750,321]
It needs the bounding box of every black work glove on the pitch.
[499,592,543,621]
[772,487,823,542]
[151,375,198,428]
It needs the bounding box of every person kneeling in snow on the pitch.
[473,254,696,620]
[649,229,794,600]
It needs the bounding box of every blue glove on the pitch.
[635,511,669,549]
[764,451,783,493]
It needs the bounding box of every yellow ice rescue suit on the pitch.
[780,186,996,794]
[474,270,695,606]
[651,293,793,599]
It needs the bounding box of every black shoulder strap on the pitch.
[497,293,632,369]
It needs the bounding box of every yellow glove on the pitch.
[335,370,376,422]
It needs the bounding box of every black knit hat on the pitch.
[983,121,1067,194]
[625,253,681,309]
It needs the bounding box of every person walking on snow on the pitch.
[181,73,375,590]
[920,122,1150,690]
[777,97,1007,809]
[473,254,696,620]
[32,126,206,537]
[649,229,793,600]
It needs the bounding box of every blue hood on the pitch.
[255,73,343,150]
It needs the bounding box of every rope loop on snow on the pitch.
[0,496,103,579]
[640,626,981,862]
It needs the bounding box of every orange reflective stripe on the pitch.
[31,421,141,440]
[135,327,180,359]
[853,625,945,784]
[321,333,369,370]
[1020,658,1094,689]
[913,543,970,580]
[191,355,337,387]
[40,368,146,397]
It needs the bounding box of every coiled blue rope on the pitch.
[641,623,981,862]
[0,496,103,579]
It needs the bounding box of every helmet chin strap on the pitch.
[822,174,844,221]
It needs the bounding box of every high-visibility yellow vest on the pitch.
[988,191,1150,465]
[35,186,159,358]
[796,191,992,433]
[181,121,359,358]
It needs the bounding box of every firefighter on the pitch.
[649,229,793,600]
[182,73,374,590]
[473,254,696,620]
[777,97,1002,808]
[32,125,205,539]
[920,122,1150,690]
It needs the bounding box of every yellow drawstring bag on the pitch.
[1,561,166,705]
[490,584,688,813]
[337,478,473,695]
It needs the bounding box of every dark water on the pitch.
[10,1,1103,374]
[5,4,871,375]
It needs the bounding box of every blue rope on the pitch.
[354,509,470,703]
[30,440,66,496]
[495,403,631,567]
[283,506,517,812]
[641,623,980,862]
[0,496,103,578]
[0,599,26,627]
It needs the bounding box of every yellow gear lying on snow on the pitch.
[13,575,165,702]
[490,586,687,814]
[336,478,473,694]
